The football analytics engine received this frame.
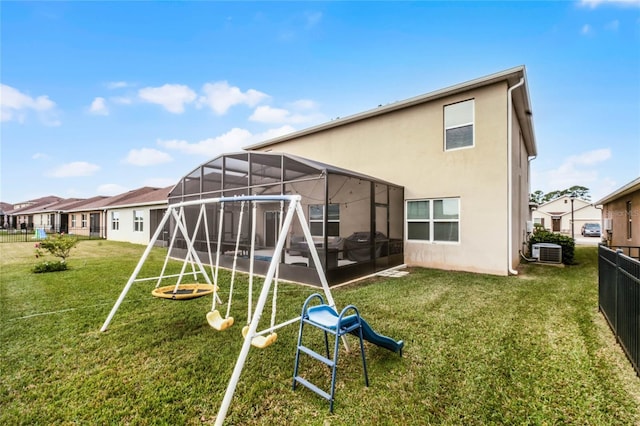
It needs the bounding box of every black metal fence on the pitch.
[0,227,105,243]
[598,244,640,376]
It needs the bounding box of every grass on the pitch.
[1,240,639,425]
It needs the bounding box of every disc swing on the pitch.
[151,204,219,300]
[206,200,246,331]
[240,201,282,349]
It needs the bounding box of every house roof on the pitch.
[5,195,64,215]
[244,65,537,157]
[63,195,112,212]
[105,186,171,209]
[0,202,13,214]
[595,176,640,206]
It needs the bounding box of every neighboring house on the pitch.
[0,202,13,228]
[64,196,111,237]
[244,66,536,276]
[4,196,63,230]
[532,195,602,238]
[105,186,171,246]
[596,177,640,250]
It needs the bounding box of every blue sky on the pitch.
[1,0,639,204]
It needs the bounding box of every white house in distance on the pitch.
[105,186,170,246]
[244,65,536,276]
[532,195,602,238]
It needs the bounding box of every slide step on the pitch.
[293,376,332,401]
[297,345,334,367]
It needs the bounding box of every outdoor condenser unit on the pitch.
[532,243,562,264]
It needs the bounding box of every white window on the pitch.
[444,99,474,150]
[133,210,144,232]
[407,198,460,242]
[71,215,76,228]
[309,204,340,237]
[81,214,87,228]
[112,212,120,231]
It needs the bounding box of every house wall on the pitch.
[602,189,640,247]
[106,206,157,245]
[255,82,524,275]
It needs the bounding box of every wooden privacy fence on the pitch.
[598,244,640,376]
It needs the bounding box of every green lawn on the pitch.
[1,241,638,425]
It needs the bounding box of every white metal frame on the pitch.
[100,195,336,426]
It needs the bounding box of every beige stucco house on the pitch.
[532,195,602,238]
[597,177,640,254]
[245,66,537,276]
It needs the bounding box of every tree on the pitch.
[529,190,545,205]
[530,186,591,204]
[36,234,79,261]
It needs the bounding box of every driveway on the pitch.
[574,236,601,246]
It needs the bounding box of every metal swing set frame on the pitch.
[100,195,338,425]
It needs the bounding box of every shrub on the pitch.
[35,234,78,261]
[33,234,78,273]
[528,228,575,265]
[32,260,68,273]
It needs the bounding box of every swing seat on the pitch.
[152,283,217,300]
[207,310,234,331]
[242,325,278,349]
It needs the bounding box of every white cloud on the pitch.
[89,97,109,115]
[537,148,612,193]
[111,96,133,105]
[198,81,269,115]
[48,161,100,178]
[158,125,296,157]
[123,148,173,166]
[580,0,640,8]
[159,128,254,157]
[250,104,325,124]
[250,105,292,123]
[32,152,49,160]
[257,125,296,141]
[305,11,323,28]
[138,84,197,113]
[290,99,317,110]
[0,84,57,124]
[97,183,129,196]
[106,81,130,89]
[605,19,620,30]
[581,24,593,35]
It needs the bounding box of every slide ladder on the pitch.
[292,294,369,413]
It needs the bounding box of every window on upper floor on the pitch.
[444,99,474,151]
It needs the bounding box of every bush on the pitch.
[528,228,575,265]
[37,234,78,260]
[32,260,68,273]
[33,234,78,273]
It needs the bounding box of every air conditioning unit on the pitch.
[532,243,562,264]
[603,218,612,231]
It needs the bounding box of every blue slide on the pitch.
[350,317,404,356]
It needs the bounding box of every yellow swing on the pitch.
[207,201,246,331]
[241,201,281,349]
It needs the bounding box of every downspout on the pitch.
[507,78,525,275]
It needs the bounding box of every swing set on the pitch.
[100,194,338,426]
